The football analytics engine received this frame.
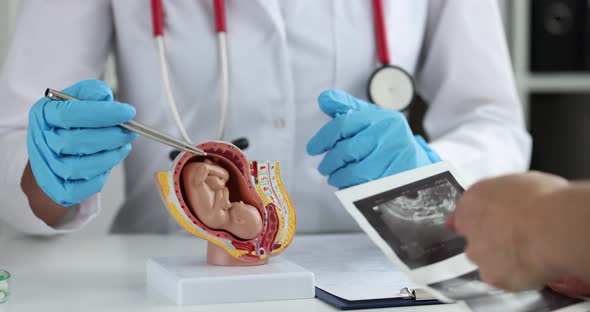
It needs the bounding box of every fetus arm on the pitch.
[185,161,230,189]
[189,163,209,186]
[204,166,229,189]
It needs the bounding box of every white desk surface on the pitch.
[0,234,465,312]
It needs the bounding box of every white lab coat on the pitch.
[0,0,531,235]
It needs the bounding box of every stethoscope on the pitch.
[368,0,416,111]
[151,0,416,160]
[152,0,249,160]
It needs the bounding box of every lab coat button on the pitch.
[273,118,286,129]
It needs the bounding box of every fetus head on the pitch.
[181,159,262,240]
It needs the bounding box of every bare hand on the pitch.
[449,172,569,291]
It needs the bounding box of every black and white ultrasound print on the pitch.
[353,171,466,269]
[428,271,503,301]
[464,287,584,312]
[429,271,585,311]
[340,164,590,311]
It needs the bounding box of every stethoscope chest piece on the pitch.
[367,64,415,112]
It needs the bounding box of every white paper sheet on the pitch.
[284,233,418,301]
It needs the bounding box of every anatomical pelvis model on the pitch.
[155,141,296,266]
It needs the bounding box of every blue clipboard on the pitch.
[315,287,443,310]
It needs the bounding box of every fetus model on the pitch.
[155,142,296,266]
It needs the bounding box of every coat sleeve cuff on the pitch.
[428,134,530,188]
[0,132,101,235]
[4,188,101,236]
[415,135,442,163]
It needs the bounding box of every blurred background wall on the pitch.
[2,0,588,236]
[509,0,590,180]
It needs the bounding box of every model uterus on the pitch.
[155,141,296,266]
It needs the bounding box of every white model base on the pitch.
[146,256,315,305]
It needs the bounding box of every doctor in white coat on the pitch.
[0,0,530,235]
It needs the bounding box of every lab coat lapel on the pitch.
[253,0,286,40]
[250,0,295,188]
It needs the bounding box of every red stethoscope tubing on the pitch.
[152,0,386,63]
[151,0,227,36]
[153,0,385,51]
[372,0,390,66]
[150,0,411,111]
[368,0,415,111]
[213,0,227,32]
[151,0,164,36]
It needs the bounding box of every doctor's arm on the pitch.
[306,1,528,189]
[21,162,68,226]
[417,0,531,184]
[0,1,116,235]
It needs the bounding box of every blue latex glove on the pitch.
[307,89,441,189]
[27,80,137,206]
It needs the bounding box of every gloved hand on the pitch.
[27,80,137,206]
[307,90,441,189]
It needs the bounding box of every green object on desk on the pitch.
[0,269,10,303]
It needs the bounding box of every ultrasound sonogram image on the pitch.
[354,171,466,269]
